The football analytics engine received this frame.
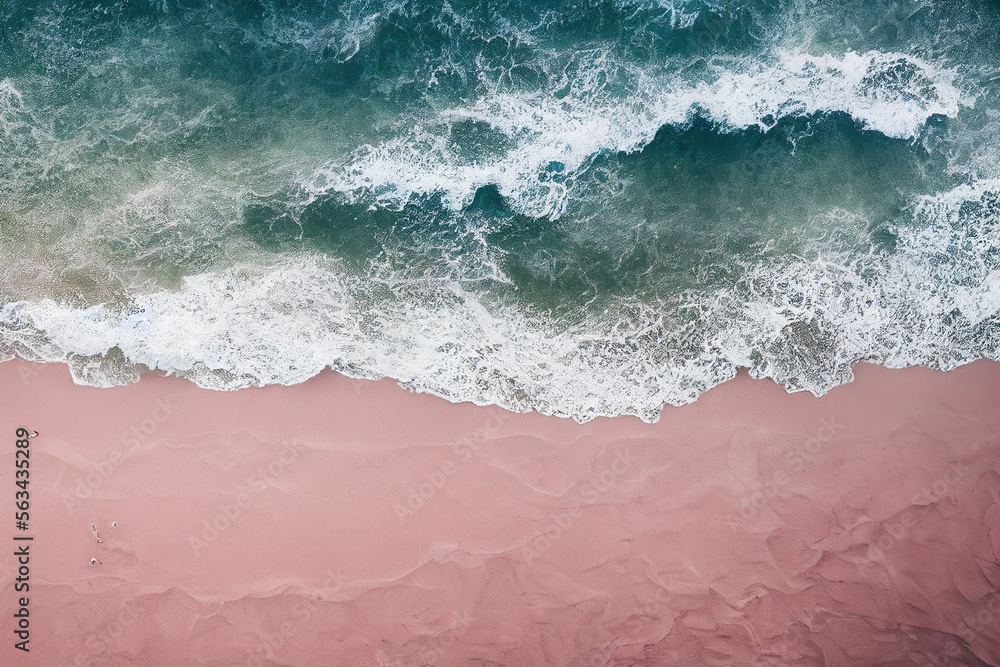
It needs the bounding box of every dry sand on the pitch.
[1,358,999,666]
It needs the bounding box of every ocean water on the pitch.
[1,0,998,421]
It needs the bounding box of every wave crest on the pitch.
[3,180,997,422]
[306,50,963,219]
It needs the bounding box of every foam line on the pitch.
[2,181,997,423]
[306,50,963,219]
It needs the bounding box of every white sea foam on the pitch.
[305,50,964,219]
[261,2,391,64]
[0,79,54,205]
[2,180,997,422]
[0,79,25,133]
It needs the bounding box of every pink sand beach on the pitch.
[1,358,999,666]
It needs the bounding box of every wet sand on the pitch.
[0,358,998,666]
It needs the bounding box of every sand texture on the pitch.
[1,359,999,666]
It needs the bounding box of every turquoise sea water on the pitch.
[1,0,999,421]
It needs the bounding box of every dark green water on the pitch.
[1,0,999,420]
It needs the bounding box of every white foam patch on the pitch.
[261,2,392,63]
[0,78,55,202]
[2,180,998,423]
[703,51,961,138]
[305,50,964,219]
[698,179,1000,390]
[0,79,25,134]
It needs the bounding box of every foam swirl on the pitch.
[3,180,997,422]
[307,50,963,219]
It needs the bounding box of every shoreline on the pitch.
[1,358,999,665]
[10,352,999,425]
